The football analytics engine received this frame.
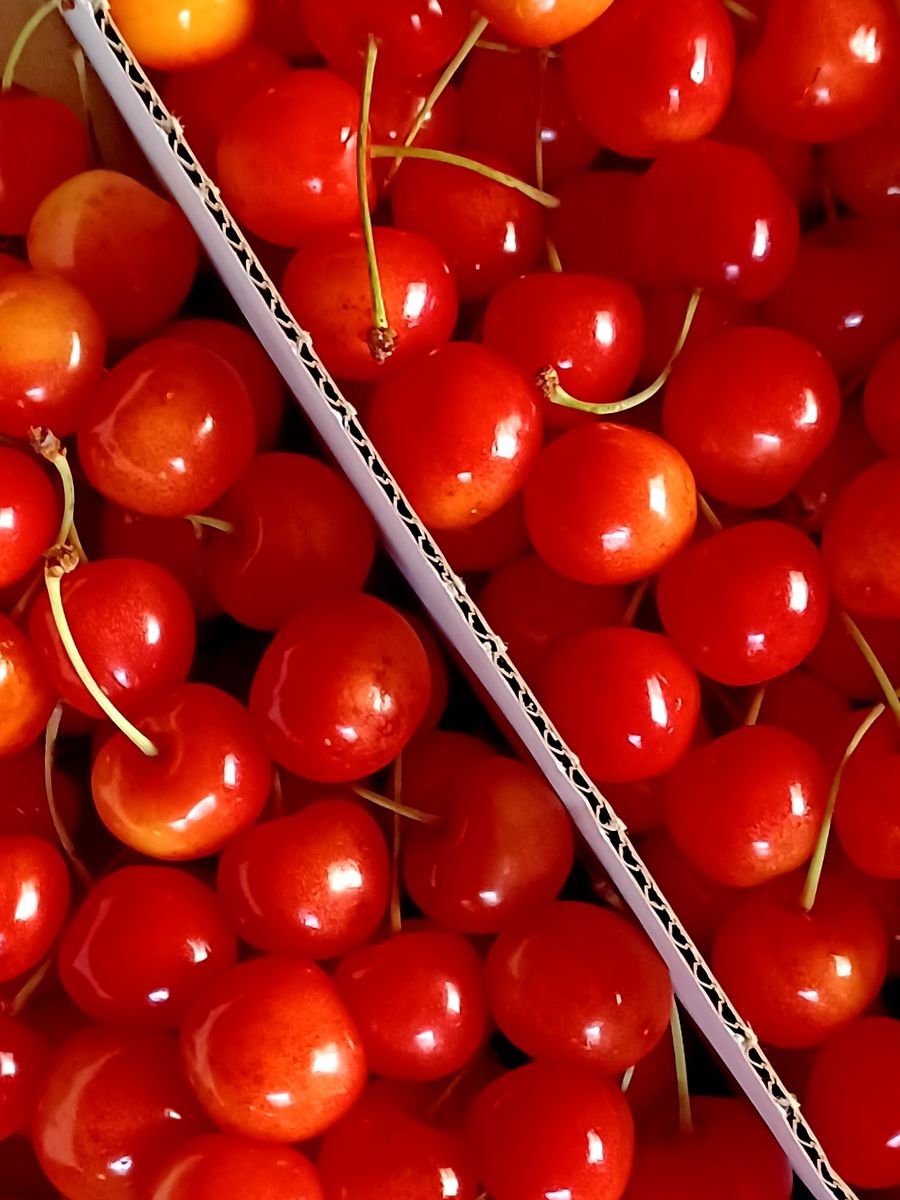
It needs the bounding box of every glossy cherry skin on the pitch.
[109,0,256,68]
[437,493,529,574]
[486,901,671,1075]
[657,521,829,686]
[29,557,195,720]
[547,171,640,282]
[364,71,461,188]
[478,554,626,677]
[218,70,371,247]
[0,744,80,841]
[825,102,900,223]
[205,452,375,630]
[282,228,458,383]
[180,956,367,1142]
[712,874,887,1049]
[250,593,430,782]
[864,337,900,454]
[400,730,496,815]
[300,0,469,76]
[367,343,541,531]
[0,1014,49,1141]
[565,0,734,156]
[403,756,574,934]
[27,170,199,341]
[636,830,737,956]
[737,0,900,143]
[33,1026,208,1200]
[58,866,237,1027]
[483,273,645,432]
[149,1134,323,1200]
[0,94,87,235]
[0,271,107,439]
[623,1096,793,1200]
[257,0,317,56]
[662,327,841,508]
[833,725,900,878]
[0,448,56,591]
[468,1061,634,1200]
[711,103,818,213]
[634,142,799,302]
[822,458,900,619]
[0,834,69,984]
[805,605,900,703]
[756,669,851,766]
[390,148,545,302]
[217,797,389,958]
[665,725,827,888]
[781,403,881,535]
[804,1017,900,1190]
[92,684,271,860]
[317,1087,478,1200]
[458,47,599,184]
[334,930,488,1081]
[537,627,700,784]
[478,0,615,46]
[638,287,756,385]
[0,629,54,769]
[525,423,696,586]
[78,339,255,519]
[161,42,290,168]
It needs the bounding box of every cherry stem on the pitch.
[358,35,396,363]
[1,0,58,93]
[44,556,159,758]
[186,513,235,537]
[721,0,759,19]
[621,578,650,627]
[670,1000,693,1135]
[541,289,702,414]
[8,956,53,1017]
[371,145,560,209]
[800,703,884,912]
[840,609,900,728]
[270,768,285,818]
[389,755,403,936]
[351,783,440,825]
[43,702,92,890]
[697,493,723,532]
[30,427,86,563]
[426,1060,472,1121]
[620,1065,635,1092]
[9,569,42,622]
[475,38,561,56]
[743,684,766,727]
[535,49,563,274]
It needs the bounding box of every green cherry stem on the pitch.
[1,0,58,93]
[743,684,766,727]
[721,0,760,19]
[351,783,440,825]
[30,427,86,562]
[186,513,235,537]
[389,754,404,935]
[358,35,397,362]
[8,955,53,1016]
[840,609,900,728]
[621,578,650,627]
[535,48,563,274]
[670,1000,693,1134]
[620,1065,636,1092]
[43,701,92,890]
[371,144,560,208]
[799,703,884,912]
[697,493,723,532]
[540,288,702,414]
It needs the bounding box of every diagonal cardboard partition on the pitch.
[63,3,856,1196]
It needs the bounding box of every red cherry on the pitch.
[662,327,840,508]
[217,70,372,247]
[563,0,735,158]
[0,448,56,591]
[281,228,458,383]
[0,835,69,984]
[665,725,827,888]
[822,457,900,619]
[0,616,55,760]
[737,0,900,143]
[0,1014,49,1141]
[0,94,87,235]
[525,423,697,586]
[29,558,196,719]
[711,103,818,211]
[633,141,799,302]
[180,956,367,1141]
[204,452,376,631]
[390,148,545,302]
[33,1025,208,1200]
[804,604,900,702]
[217,797,389,958]
[400,729,496,816]
[78,338,256,519]
[27,170,199,340]
[833,726,900,878]
[547,171,640,282]
[458,47,599,184]
[58,865,237,1027]
[0,271,106,439]
[437,492,529,574]
[825,101,900,223]
[467,1061,635,1200]
[636,830,737,956]
[0,745,80,841]
[638,287,757,386]
[364,71,461,188]
[486,901,671,1074]
[477,0,615,46]
[864,337,900,455]
[712,873,887,1048]
[317,1086,479,1200]
[367,343,541,531]
[657,521,830,686]
[334,929,488,1081]
[161,41,290,168]
[92,683,271,860]
[804,1017,900,1190]
[162,318,287,452]
[536,626,700,784]
[149,1134,323,1200]
[623,1096,792,1200]
[401,611,448,736]
[756,669,851,765]
[478,553,626,677]
[257,0,318,57]
[483,272,645,432]
[402,756,574,934]
[250,593,430,782]
[299,0,470,77]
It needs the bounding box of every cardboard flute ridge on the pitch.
[62,3,855,1196]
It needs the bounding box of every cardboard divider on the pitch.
[62,3,855,1196]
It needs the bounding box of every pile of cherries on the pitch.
[4,0,900,1196]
